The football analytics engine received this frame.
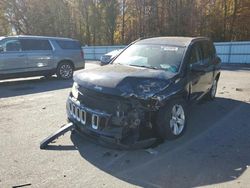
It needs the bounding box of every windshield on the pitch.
[107,49,122,56]
[113,44,186,73]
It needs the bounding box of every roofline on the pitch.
[2,35,78,41]
[134,36,212,46]
[190,37,211,43]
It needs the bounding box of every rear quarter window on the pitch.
[56,40,81,50]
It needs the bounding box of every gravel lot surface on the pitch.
[0,62,250,188]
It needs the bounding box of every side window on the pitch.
[209,42,216,58]
[38,40,52,50]
[201,41,215,64]
[56,40,81,49]
[201,41,210,64]
[20,39,52,51]
[189,44,202,65]
[0,39,22,52]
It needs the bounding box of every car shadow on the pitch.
[0,76,73,98]
[66,97,250,188]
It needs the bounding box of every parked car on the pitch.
[67,37,221,148]
[100,49,123,65]
[0,35,85,80]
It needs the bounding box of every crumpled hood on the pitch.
[74,64,175,99]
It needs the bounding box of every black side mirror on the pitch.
[0,46,4,52]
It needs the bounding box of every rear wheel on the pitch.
[56,62,74,79]
[156,99,187,140]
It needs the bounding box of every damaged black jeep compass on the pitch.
[66,37,221,148]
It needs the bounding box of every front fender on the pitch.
[153,78,189,107]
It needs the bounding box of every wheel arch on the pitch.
[57,59,75,70]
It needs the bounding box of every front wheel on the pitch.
[56,62,74,79]
[156,100,187,140]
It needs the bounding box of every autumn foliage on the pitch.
[0,0,249,45]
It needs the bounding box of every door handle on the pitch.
[18,54,25,57]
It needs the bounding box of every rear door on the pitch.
[20,39,54,72]
[0,38,28,74]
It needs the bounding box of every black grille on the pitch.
[78,88,131,114]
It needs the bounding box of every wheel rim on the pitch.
[211,80,217,98]
[60,64,72,78]
[170,104,185,136]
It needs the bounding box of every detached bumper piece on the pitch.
[40,122,74,149]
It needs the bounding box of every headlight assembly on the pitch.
[71,82,79,99]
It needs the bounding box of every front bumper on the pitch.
[73,125,157,150]
[66,96,158,149]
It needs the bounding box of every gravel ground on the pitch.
[0,62,250,188]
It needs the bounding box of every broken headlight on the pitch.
[71,82,79,99]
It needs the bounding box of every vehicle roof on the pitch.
[136,36,210,47]
[0,35,78,41]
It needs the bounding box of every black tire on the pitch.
[156,99,187,140]
[56,61,74,79]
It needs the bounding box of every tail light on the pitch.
[80,50,84,59]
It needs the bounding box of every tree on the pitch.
[0,0,250,44]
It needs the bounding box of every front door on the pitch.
[188,42,208,100]
[200,40,215,92]
[0,38,28,74]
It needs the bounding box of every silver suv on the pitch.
[0,35,85,80]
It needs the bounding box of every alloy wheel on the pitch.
[59,64,73,79]
[169,104,185,135]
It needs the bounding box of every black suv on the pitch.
[67,37,221,148]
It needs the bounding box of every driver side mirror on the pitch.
[0,46,4,52]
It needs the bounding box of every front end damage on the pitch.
[65,64,185,149]
[66,86,165,149]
